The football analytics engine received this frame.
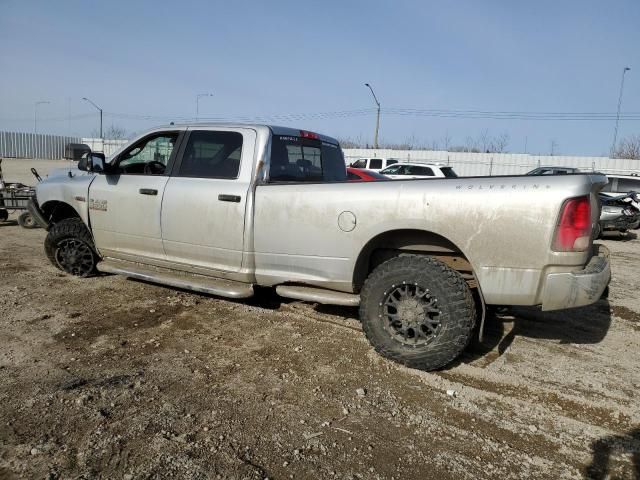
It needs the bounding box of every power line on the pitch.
[2,107,640,124]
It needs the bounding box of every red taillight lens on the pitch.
[552,196,591,252]
[300,130,320,140]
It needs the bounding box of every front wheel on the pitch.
[359,255,476,371]
[44,218,99,277]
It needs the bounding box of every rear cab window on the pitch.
[269,133,346,183]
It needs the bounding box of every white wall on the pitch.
[343,148,640,177]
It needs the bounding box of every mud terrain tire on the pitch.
[360,255,476,371]
[44,218,98,277]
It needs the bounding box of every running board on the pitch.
[276,285,360,306]
[98,259,254,299]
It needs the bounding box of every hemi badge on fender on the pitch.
[74,196,86,202]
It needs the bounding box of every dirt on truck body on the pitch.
[0,222,639,479]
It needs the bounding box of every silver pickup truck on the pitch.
[30,124,611,370]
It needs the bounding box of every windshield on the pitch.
[380,165,403,175]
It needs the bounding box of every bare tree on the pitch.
[105,124,128,139]
[612,134,640,159]
[91,124,128,140]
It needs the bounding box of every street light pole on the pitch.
[611,67,631,156]
[364,83,381,149]
[196,93,214,121]
[82,97,103,139]
[34,101,51,134]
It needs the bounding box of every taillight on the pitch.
[552,196,591,252]
[300,130,320,140]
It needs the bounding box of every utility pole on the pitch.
[82,97,103,138]
[611,67,631,157]
[196,93,214,121]
[364,83,381,149]
[34,100,50,134]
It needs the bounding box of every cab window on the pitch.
[178,131,243,179]
[351,159,367,168]
[115,133,178,175]
[369,159,383,169]
[408,166,434,176]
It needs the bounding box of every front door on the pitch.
[89,131,182,262]
[161,128,255,273]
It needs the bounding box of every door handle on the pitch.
[139,188,158,195]
[218,194,241,203]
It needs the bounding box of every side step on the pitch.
[276,285,360,306]
[98,259,254,299]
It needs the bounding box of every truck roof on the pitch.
[158,123,340,145]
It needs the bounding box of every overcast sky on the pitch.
[1,0,639,155]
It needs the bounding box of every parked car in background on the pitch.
[597,191,640,237]
[349,157,399,171]
[346,167,388,181]
[526,166,581,175]
[600,174,640,197]
[379,162,458,179]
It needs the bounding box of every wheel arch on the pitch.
[352,228,477,290]
[41,200,81,224]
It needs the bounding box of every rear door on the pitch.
[160,127,256,273]
[88,130,182,261]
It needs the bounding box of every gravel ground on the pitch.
[0,158,76,186]
[0,219,639,479]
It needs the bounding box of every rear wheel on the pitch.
[18,211,38,229]
[44,218,98,277]
[359,255,476,371]
[0,209,8,222]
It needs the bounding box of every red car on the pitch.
[346,167,389,182]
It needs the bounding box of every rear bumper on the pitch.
[540,245,611,311]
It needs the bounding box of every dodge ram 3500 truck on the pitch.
[29,124,611,370]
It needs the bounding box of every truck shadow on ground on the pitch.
[585,427,640,479]
[458,298,612,367]
[601,231,638,242]
[128,280,613,369]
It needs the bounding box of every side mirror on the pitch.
[78,153,107,173]
[89,153,107,173]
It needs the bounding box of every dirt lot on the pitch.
[0,220,639,480]
[0,158,75,186]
